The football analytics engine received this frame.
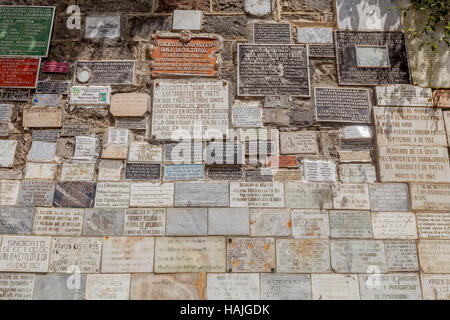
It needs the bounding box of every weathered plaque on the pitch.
[0,89,29,102]
[27,141,56,162]
[339,149,371,163]
[0,273,34,300]
[209,208,250,236]
[359,274,422,300]
[166,208,207,236]
[110,93,150,118]
[0,140,16,168]
[205,142,245,165]
[31,129,59,142]
[410,183,450,211]
[0,207,34,235]
[23,107,62,128]
[332,184,370,210]
[33,208,84,236]
[83,209,124,236]
[445,112,450,144]
[125,163,161,180]
[421,275,450,300]
[124,208,165,236]
[330,211,372,238]
[94,182,130,208]
[43,62,70,74]
[331,240,387,273]
[434,90,450,108]
[36,81,70,95]
[128,142,162,163]
[0,58,40,88]
[0,6,55,56]
[98,160,123,182]
[277,239,330,273]
[33,274,86,300]
[163,164,204,181]
[164,142,204,164]
[155,237,226,273]
[0,236,51,272]
[303,160,336,183]
[418,240,450,273]
[292,210,330,239]
[369,183,410,212]
[0,105,13,122]
[61,162,95,181]
[207,167,243,180]
[233,101,262,128]
[53,182,96,208]
[32,94,60,107]
[372,212,418,239]
[150,34,221,77]
[315,87,371,123]
[311,274,360,300]
[75,61,135,85]
[61,124,91,137]
[268,156,298,168]
[227,238,275,272]
[261,274,311,300]
[230,182,284,208]
[101,237,154,273]
[245,169,273,182]
[27,163,57,183]
[285,182,333,209]
[417,213,450,239]
[374,107,447,146]
[0,180,20,206]
[115,117,148,130]
[73,136,96,160]
[273,170,302,181]
[385,240,419,272]
[238,44,310,96]
[85,16,121,39]
[308,45,336,58]
[342,125,372,141]
[355,45,390,68]
[130,182,174,207]
[18,180,54,207]
[253,23,291,44]
[378,146,450,182]
[339,164,376,183]
[298,27,332,43]
[175,181,229,207]
[207,274,259,300]
[172,10,203,31]
[335,31,411,85]
[376,85,433,106]
[85,274,130,300]
[280,131,318,154]
[248,208,291,236]
[152,80,229,140]
[69,86,111,105]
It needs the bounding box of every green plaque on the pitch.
[0,6,55,57]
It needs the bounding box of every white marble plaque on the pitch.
[385,240,419,272]
[249,209,291,237]
[376,85,433,106]
[261,274,311,300]
[331,240,387,273]
[85,16,121,39]
[280,131,318,154]
[33,208,84,236]
[0,236,51,272]
[85,274,130,300]
[371,212,418,239]
[418,240,450,273]
[98,160,123,182]
[355,46,390,68]
[25,162,57,180]
[285,182,333,209]
[311,274,360,300]
[230,182,284,208]
[303,160,336,183]
[410,183,450,211]
[124,208,165,236]
[130,182,174,207]
[292,210,330,239]
[330,211,372,238]
[338,164,376,183]
[417,213,450,239]
[128,142,162,162]
[166,208,207,236]
[73,136,96,160]
[0,180,20,206]
[94,182,130,209]
[70,86,111,105]
[342,125,373,141]
[233,101,262,128]
[0,140,16,167]
[60,162,95,181]
[0,273,35,300]
[172,10,203,30]
[298,27,333,44]
[359,274,422,300]
[209,208,250,236]
[207,273,260,300]
[27,141,56,162]
[421,274,450,300]
[332,184,370,210]
[277,239,330,273]
[227,238,275,273]
[369,183,410,212]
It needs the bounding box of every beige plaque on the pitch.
[418,240,450,273]
[332,183,370,210]
[277,239,330,273]
[110,93,150,117]
[33,208,84,236]
[22,107,62,128]
[410,183,450,211]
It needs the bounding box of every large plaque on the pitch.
[0,58,40,88]
[0,6,55,57]
[253,23,291,44]
[315,87,371,123]
[175,181,229,207]
[418,240,450,273]
[230,182,284,208]
[75,61,135,85]
[150,34,221,77]
[33,208,84,236]
[227,238,275,273]
[207,274,259,300]
[335,31,411,85]
[0,207,34,235]
[410,183,450,211]
[331,240,387,273]
[130,182,174,207]
[359,274,422,300]
[238,44,310,96]
[369,183,410,212]
[277,239,330,273]
[0,236,51,272]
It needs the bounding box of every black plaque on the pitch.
[335,31,411,85]
[61,124,91,137]
[238,44,310,97]
[253,23,291,44]
[315,87,371,123]
[245,170,273,182]
[125,163,161,180]
[308,45,335,58]
[0,89,29,102]
[36,81,70,94]
[32,129,59,142]
[290,109,314,126]
[53,182,97,208]
[207,167,243,180]
[75,61,135,84]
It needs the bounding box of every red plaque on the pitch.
[0,58,41,88]
[267,156,298,168]
[43,61,70,74]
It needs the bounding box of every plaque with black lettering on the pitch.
[207,167,243,181]
[335,31,411,85]
[253,23,292,44]
[308,45,335,58]
[0,89,29,102]
[246,170,273,182]
[75,61,135,85]
[125,163,161,180]
[31,129,59,142]
[61,124,91,137]
[36,81,70,94]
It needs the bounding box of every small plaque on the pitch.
[280,131,318,154]
[249,209,291,237]
[61,124,91,137]
[60,162,95,181]
[110,93,150,117]
[115,117,148,130]
[355,46,390,68]
[74,136,97,160]
[0,273,34,300]
[27,141,56,162]
[85,16,121,39]
[303,159,336,183]
[410,183,450,211]
[0,207,34,235]
[36,81,70,95]
[130,182,174,207]
[164,142,204,164]
[261,274,311,300]
[245,169,273,182]
[330,211,372,238]
[94,182,130,208]
[372,212,418,239]
[207,167,243,180]
[85,274,130,300]
[331,240,387,273]
[75,61,135,85]
[434,90,450,108]
[98,160,123,182]
[32,129,59,142]
[285,182,333,209]
[205,142,245,165]
[32,94,60,107]
[209,208,250,236]
[385,240,419,272]
[0,236,51,272]
[83,209,124,236]
[25,162,56,180]
[166,208,207,236]
[128,142,162,163]
[175,181,229,207]
[292,210,330,239]
[0,180,20,206]
[298,28,332,44]
[376,85,433,106]
[253,23,291,44]
[273,170,302,181]
[418,240,450,273]
[33,274,86,300]
[18,180,54,207]
[207,274,259,300]
[308,45,335,58]
[124,208,165,236]
[53,182,96,208]
[43,62,70,74]
[227,238,275,272]
[277,239,330,273]
[0,89,29,101]
[163,164,204,181]
[332,183,370,210]
[172,10,203,31]
[0,140,16,168]
[230,182,284,208]
[23,107,62,128]
[233,101,262,128]
[70,86,111,105]
[359,274,422,300]
[339,164,376,183]
[0,58,40,88]
[312,274,360,300]
[369,183,410,212]
[125,163,161,180]
[33,208,84,236]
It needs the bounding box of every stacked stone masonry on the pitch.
[0,0,449,300]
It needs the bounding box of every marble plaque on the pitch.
[83,209,124,236]
[335,31,411,85]
[208,208,250,236]
[164,142,204,164]
[130,182,174,207]
[410,183,450,211]
[303,160,336,183]
[0,273,35,300]
[155,237,226,273]
[355,46,390,68]
[332,184,370,210]
[233,101,262,128]
[385,240,419,272]
[152,80,229,140]
[33,274,86,300]
[125,163,161,180]
[227,238,275,273]
[27,141,56,162]
[253,23,291,44]
[61,124,91,137]
[163,164,204,181]
[277,239,330,273]
[311,274,360,300]
[98,160,123,182]
[18,180,54,207]
[207,167,243,180]
[230,182,284,208]
[75,61,135,85]
[292,210,330,239]
[308,45,336,58]
[31,130,58,142]
[374,107,447,146]
[110,93,150,118]
[417,213,450,239]
[238,44,310,96]
[378,146,450,183]
[0,140,16,168]
[261,274,311,300]
[369,183,410,212]
[33,208,84,236]
[285,182,333,209]
[73,137,96,160]
[124,208,165,236]
[205,142,244,165]
[175,181,228,207]
[0,236,51,272]
[115,117,148,130]
[0,180,20,206]
[376,85,433,106]
[330,211,372,238]
[85,16,121,39]
[434,90,450,108]
[61,163,95,181]
[339,164,376,183]
[298,27,333,43]
[371,212,418,239]
[359,274,422,300]
[128,142,162,162]
[49,237,102,273]
[418,240,450,273]
[280,131,318,154]
[172,10,203,31]
[0,104,13,122]
[53,182,96,208]
[315,87,371,123]
[36,81,70,95]
[85,274,130,300]
[166,208,207,236]
[206,273,260,300]
[22,107,62,128]
[331,240,387,273]
[342,125,372,141]
[0,207,33,235]
[0,89,29,102]
[245,169,273,182]
[101,237,154,273]
[421,275,450,300]
[249,209,291,237]
[32,94,60,107]
[94,182,130,208]
[70,86,111,105]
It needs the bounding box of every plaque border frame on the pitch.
[0,57,41,89]
[69,86,112,105]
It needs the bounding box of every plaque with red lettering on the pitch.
[0,58,41,88]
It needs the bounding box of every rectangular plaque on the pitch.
[330,211,372,238]
[155,237,226,273]
[355,46,390,68]
[205,142,245,165]
[445,112,450,144]
[0,58,40,88]
[31,129,59,142]
[130,182,174,207]
[230,182,284,208]
[23,107,62,128]
[172,10,202,31]
[245,169,273,182]
[163,164,204,181]
[253,23,291,44]
[208,208,250,236]
[18,180,54,207]
[0,236,51,272]
[61,124,91,137]
[166,208,207,236]
[0,207,34,235]
[83,209,124,236]
[227,238,275,273]
[75,61,135,85]
[385,240,419,272]
[60,162,96,181]
[261,274,311,300]
[94,182,130,208]
[233,102,262,128]
[128,142,162,163]
[333,184,370,210]
[315,87,371,123]
[376,85,433,106]
[125,163,161,180]
[298,27,333,44]
[331,240,387,273]
[43,61,70,74]
[207,167,243,180]
[85,16,121,39]
[308,45,335,58]
[303,160,336,183]
[339,164,376,183]
[152,80,229,140]
[238,44,310,96]
[378,146,450,183]
[0,273,34,300]
[33,208,84,236]
[273,170,302,181]
[418,240,450,273]
[0,6,55,57]
[150,34,221,77]
[111,93,150,117]
[98,160,123,182]
[359,274,422,300]
[27,141,56,162]
[292,210,330,239]
[372,212,418,239]
[74,136,96,160]
[115,117,148,130]
[0,140,16,168]
[421,275,450,300]
[369,183,410,212]
[280,131,318,154]
[175,181,229,207]
[0,180,20,206]
[32,94,60,107]
[335,31,411,85]
[410,183,450,211]
[85,274,130,300]
[124,208,165,236]
[277,239,330,273]
[25,162,56,180]
[53,182,96,208]
[311,274,360,300]
[36,81,70,94]
[0,89,29,102]
[285,182,333,209]
[69,86,111,105]
[207,274,260,300]
[164,142,204,164]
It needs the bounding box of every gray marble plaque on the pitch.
[166,208,207,236]
[249,209,291,237]
[32,94,60,107]
[331,240,387,273]
[384,240,419,272]
[375,84,433,106]
[339,164,376,183]
[175,181,229,207]
[85,274,130,300]
[285,182,333,209]
[83,209,124,236]
[172,10,202,31]
[369,184,410,212]
[75,61,135,85]
[0,207,33,235]
[298,27,333,43]
[421,275,450,300]
[27,141,56,162]
[31,129,59,142]
[311,274,360,300]
[330,211,373,238]
[18,180,54,207]
[85,16,121,39]
[253,23,291,44]
[33,274,86,300]
[230,182,284,208]
[355,46,390,68]
[208,208,250,236]
[53,182,96,208]
[359,274,422,300]
[261,274,311,300]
